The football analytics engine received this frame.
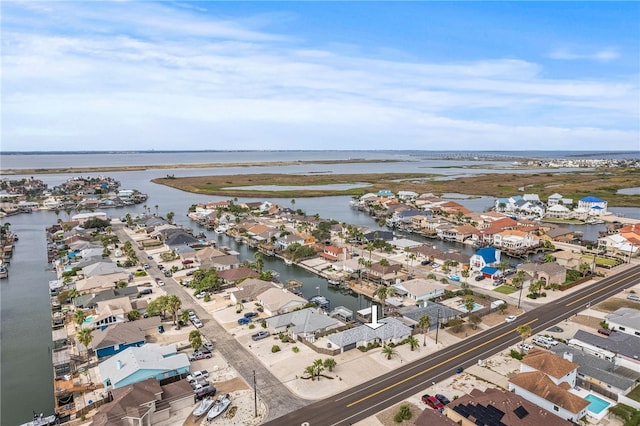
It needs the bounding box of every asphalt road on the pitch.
[266,264,640,426]
[113,223,309,421]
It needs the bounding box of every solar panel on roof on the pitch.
[514,405,529,419]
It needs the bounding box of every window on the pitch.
[553,406,559,412]
[618,326,625,331]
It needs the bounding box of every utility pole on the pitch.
[517,282,524,309]
[253,370,257,417]
[435,309,441,345]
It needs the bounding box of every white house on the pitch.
[605,308,640,338]
[578,196,608,216]
[392,278,446,302]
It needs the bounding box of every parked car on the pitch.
[518,343,533,352]
[237,317,252,325]
[202,342,214,351]
[244,312,258,318]
[187,310,197,320]
[504,269,516,276]
[189,350,212,361]
[251,331,270,341]
[532,336,551,349]
[435,394,450,405]
[192,318,204,328]
[505,315,517,323]
[448,275,461,282]
[627,294,640,302]
[421,395,445,411]
[598,328,613,336]
[139,288,152,296]
[420,260,430,266]
[187,370,209,383]
[474,275,485,281]
[155,279,165,287]
[194,385,216,401]
[538,335,558,346]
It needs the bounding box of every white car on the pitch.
[538,335,558,346]
[192,318,204,328]
[187,370,209,383]
[518,343,533,351]
[505,315,517,323]
[156,279,165,287]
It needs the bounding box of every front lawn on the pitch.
[494,286,516,295]
[626,384,640,402]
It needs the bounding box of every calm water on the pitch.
[1,151,638,425]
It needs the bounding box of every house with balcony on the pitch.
[469,247,501,273]
[91,317,161,359]
[493,230,540,252]
[577,196,608,216]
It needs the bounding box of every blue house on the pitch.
[98,343,190,390]
[470,247,501,272]
[91,317,160,359]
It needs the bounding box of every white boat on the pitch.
[284,258,293,265]
[20,413,58,426]
[193,397,215,418]
[207,393,231,421]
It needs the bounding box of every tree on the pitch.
[77,327,93,357]
[394,404,412,423]
[376,285,396,317]
[417,315,431,346]
[165,294,182,325]
[127,310,141,321]
[468,314,482,330]
[166,211,175,224]
[304,365,316,381]
[254,252,264,274]
[179,310,191,325]
[406,335,419,351]
[379,258,390,277]
[382,344,397,360]
[74,310,87,328]
[323,358,337,372]
[448,317,464,333]
[579,262,592,277]
[313,359,325,380]
[189,330,202,351]
[498,303,508,315]
[516,324,532,353]
[464,297,476,315]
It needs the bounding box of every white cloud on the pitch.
[548,47,621,62]
[1,2,638,151]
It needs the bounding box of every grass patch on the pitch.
[494,286,516,295]
[626,384,640,402]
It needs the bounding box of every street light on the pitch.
[435,309,441,345]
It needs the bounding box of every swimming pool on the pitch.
[585,393,610,414]
[457,303,484,313]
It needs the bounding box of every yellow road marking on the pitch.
[565,270,640,307]
[346,319,538,408]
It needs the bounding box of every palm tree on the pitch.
[77,327,93,358]
[189,330,202,351]
[254,252,264,273]
[516,324,532,354]
[464,297,476,315]
[73,310,87,328]
[166,212,175,224]
[406,335,419,351]
[165,295,182,325]
[304,365,316,381]
[323,358,337,372]
[179,310,191,326]
[417,315,431,346]
[468,314,482,330]
[154,205,159,216]
[382,344,397,360]
[313,359,325,380]
[376,285,396,318]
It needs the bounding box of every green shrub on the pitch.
[271,345,281,353]
[248,323,256,329]
[292,346,300,353]
[509,349,524,360]
[393,404,412,423]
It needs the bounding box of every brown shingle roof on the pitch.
[509,371,589,414]
[521,348,578,379]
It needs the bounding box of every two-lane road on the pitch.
[267,265,640,426]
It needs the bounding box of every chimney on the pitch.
[563,352,573,362]
[116,360,123,370]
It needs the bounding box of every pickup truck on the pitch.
[189,350,212,361]
[187,370,209,383]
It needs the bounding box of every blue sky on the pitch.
[2,1,638,152]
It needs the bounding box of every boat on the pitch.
[284,258,293,265]
[206,393,231,421]
[20,412,58,426]
[309,295,330,310]
[192,397,215,418]
[327,279,341,286]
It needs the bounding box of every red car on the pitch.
[421,394,445,411]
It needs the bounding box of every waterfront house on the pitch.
[91,317,161,359]
[82,297,132,330]
[229,278,276,304]
[200,253,239,271]
[392,278,446,302]
[75,272,130,294]
[508,350,588,422]
[319,245,346,262]
[98,343,190,390]
[399,302,460,331]
[545,204,572,220]
[194,246,226,263]
[90,377,194,426]
[551,250,582,269]
[442,387,573,426]
[493,229,540,252]
[71,212,109,225]
[257,288,307,316]
[598,233,639,257]
[578,196,608,216]
[82,262,126,278]
[73,286,139,309]
[218,267,259,285]
[469,247,501,272]
[362,230,394,243]
[571,330,640,373]
[266,307,340,343]
[275,233,306,251]
[544,226,579,243]
[164,231,199,249]
[326,317,412,353]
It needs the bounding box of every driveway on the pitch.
[113,223,310,421]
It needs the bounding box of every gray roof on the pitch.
[327,317,411,348]
[550,343,635,391]
[266,307,338,335]
[74,286,139,308]
[82,261,124,277]
[399,302,460,327]
[92,317,161,350]
[573,329,640,361]
[606,308,640,331]
[165,232,199,247]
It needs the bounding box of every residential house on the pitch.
[517,263,566,286]
[82,262,125,278]
[75,272,130,294]
[319,245,346,262]
[397,190,418,200]
[164,231,199,249]
[571,330,640,372]
[598,233,639,257]
[326,317,412,353]
[545,204,572,220]
[362,230,395,243]
[90,377,194,426]
[257,288,307,316]
[493,230,540,252]
[469,247,501,272]
[218,267,259,285]
[439,224,479,243]
[275,234,306,251]
[82,297,133,330]
[98,343,190,390]
[551,250,583,270]
[200,254,240,271]
[392,278,446,302]
[605,308,640,338]
[544,227,579,243]
[73,286,139,309]
[550,343,636,397]
[366,261,403,284]
[229,279,276,304]
[578,196,608,216]
[266,307,340,343]
[91,317,161,359]
[71,212,109,225]
[443,387,573,426]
